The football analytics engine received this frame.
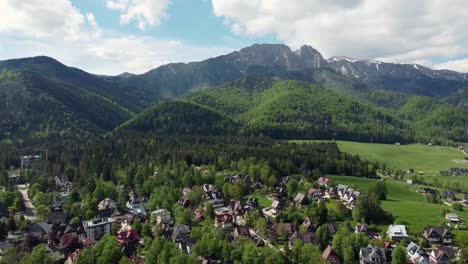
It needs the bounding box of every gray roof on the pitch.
[360,246,387,262]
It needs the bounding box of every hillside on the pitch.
[115,101,239,136]
[0,71,103,144]
[188,76,467,143]
[188,77,410,142]
[0,57,137,130]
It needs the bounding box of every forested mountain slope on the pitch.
[0,71,103,144]
[187,76,467,144]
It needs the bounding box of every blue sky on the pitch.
[73,0,278,47]
[1,0,467,74]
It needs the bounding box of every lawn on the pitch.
[329,175,468,234]
[244,194,272,208]
[291,140,468,176]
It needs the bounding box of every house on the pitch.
[48,223,86,248]
[301,218,317,232]
[322,245,341,264]
[421,188,439,198]
[152,209,173,225]
[171,224,191,243]
[54,175,72,192]
[214,214,233,229]
[178,237,198,254]
[445,213,460,223]
[407,242,429,264]
[289,232,319,247]
[325,187,338,199]
[359,245,388,264]
[317,177,330,186]
[83,217,116,240]
[441,191,456,201]
[177,197,190,207]
[270,223,296,240]
[355,223,369,235]
[387,225,410,243]
[234,226,251,238]
[463,194,468,203]
[206,190,225,208]
[423,226,452,245]
[0,202,9,222]
[98,198,117,211]
[429,248,449,264]
[438,246,458,262]
[181,187,192,197]
[293,193,309,206]
[308,188,322,199]
[246,197,259,208]
[202,184,214,193]
[347,191,361,209]
[117,230,139,257]
[262,200,283,218]
[337,185,349,199]
[228,200,244,215]
[126,191,147,215]
[47,212,69,225]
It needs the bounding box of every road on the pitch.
[15,184,36,220]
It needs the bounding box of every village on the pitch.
[0,154,466,264]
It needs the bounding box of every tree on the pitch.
[35,204,50,222]
[332,232,344,258]
[119,256,132,264]
[369,181,388,200]
[142,223,153,238]
[343,246,355,264]
[353,195,392,224]
[132,219,142,235]
[452,203,464,211]
[392,244,407,264]
[255,217,268,237]
[316,225,330,250]
[287,179,299,198]
[98,242,123,264]
[19,244,53,264]
[21,233,41,252]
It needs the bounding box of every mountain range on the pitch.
[0,43,466,145]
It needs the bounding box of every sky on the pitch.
[0,0,467,75]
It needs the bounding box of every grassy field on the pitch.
[329,175,468,234]
[291,140,468,176]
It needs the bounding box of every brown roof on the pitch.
[322,245,340,260]
[276,223,296,234]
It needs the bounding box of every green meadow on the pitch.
[291,140,468,176]
[329,175,468,234]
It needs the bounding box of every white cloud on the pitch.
[434,58,468,73]
[0,0,85,39]
[0,0,234,75]
[106,0,171,30]
[212,0,468,70]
